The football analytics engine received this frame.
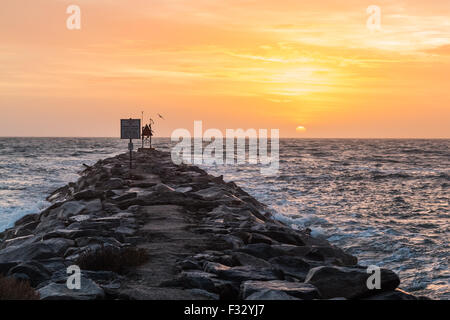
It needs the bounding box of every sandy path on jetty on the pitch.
[120,204,211,299]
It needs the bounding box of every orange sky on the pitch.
[0,0,449,138]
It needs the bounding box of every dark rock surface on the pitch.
[0,149,421,300]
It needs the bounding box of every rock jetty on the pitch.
[0,149,424,300]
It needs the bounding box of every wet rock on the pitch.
[214,265,281,282]
[187,289,219,300]
[232,252,273,269]
[112,192,137,202]
[174,271,218,292]
[1,234,36,248]
[153,183,176,193]
[178,259,203,270]
[247,233,276,245]
[7,261,51,287]
[257,230,305,246]
[193,187,229,201]
[34,219,66,233]
[13,213,39,227]
[237,243,285,260]
[14,221,39,236]
[82,270,120,283]
[175,186,193,193]
[114,226,136,236]
[73,190,103,201]
[268,256,311,281]
[96,178,124,190]
[74,236,123,248]
[304,266,400,299]
[0,242,57,263]
[82,199,103,214]
[307,246,357,266]
[246,289,301,300]
[43,229,100,240]
[241,280,321,300]
[51,201,86,220]
[0,261,18,275]
[69,215,91,223]
[42,238,75,256]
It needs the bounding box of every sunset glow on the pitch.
[0,0,449,137]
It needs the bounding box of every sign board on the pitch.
[120,119,141,139]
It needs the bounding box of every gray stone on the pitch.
[153,183,175,193]
[51,201,86,220]
[73,190,103,201]
[13,214,39,227]
[114,226,136,236]
[7,261,51,287]
[246,289,301,300]
[112,192,137,202]
[176,271,218,292]
[237,243,285,260]
[42,238,75,256]
[305,266,400,299]
[43,229,99,240]
[213,265,281,282]
[241,280,321,300]
[193,187,228,200]
[175,186,193,193]
[0,242,57,263]
[35,219,66,233]
[0,261,18,275]
[100,178,124,190]
[232,252,273,268]
[82,199,103,214]
[268,256,311,281]
[69,215,91,223]
[187,288,219,300]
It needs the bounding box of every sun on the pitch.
[296,126,306,132]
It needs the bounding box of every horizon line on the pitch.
[0,136,449,140]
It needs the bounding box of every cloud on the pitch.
[425,44,450,55]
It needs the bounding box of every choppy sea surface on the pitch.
[0,137,448,299]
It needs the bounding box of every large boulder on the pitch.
[82,199,103,215]
[7,261,51,287]
[193,187,229,201]
[304,266,400,299]
[51,201,86,220]
[0,242,57,263]
[176,271,218,292]
[205,262,281,282]
[268,256,312,281]
[232,252,273,269]
[42,238,75,256]
[241,280,321,300]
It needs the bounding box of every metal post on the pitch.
[129,138,132,169]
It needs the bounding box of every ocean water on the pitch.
[0,137,448,299]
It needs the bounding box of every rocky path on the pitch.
[0,149,425,300]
